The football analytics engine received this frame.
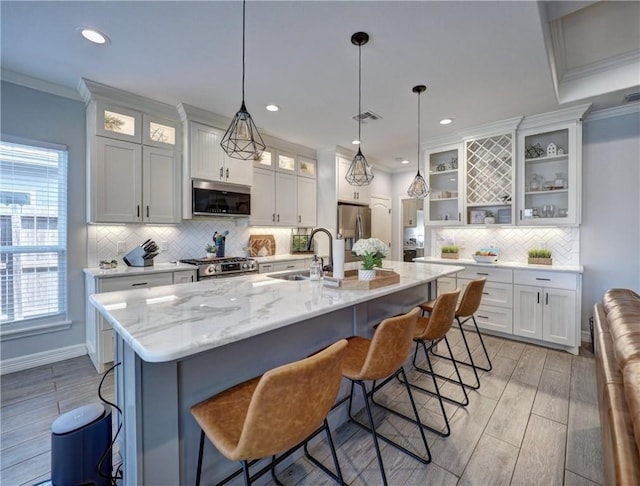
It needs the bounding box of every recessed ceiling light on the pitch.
[352,140,361,145]
[439,118,453,125]
[401,159,409,164]
[265,104,279,112]
[80,28,109,45]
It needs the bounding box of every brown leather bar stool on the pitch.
[190,339,348,486]
[421,277,491,390]
[390,289,465,437]
[339,307,430,486]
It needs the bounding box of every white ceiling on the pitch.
[2,1,638,172]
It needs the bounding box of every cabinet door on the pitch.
[95,102,141,143]
[297,176,316,226]
[189,121,223,181]
[337,156,357,203]
[474,304,513,334]
[223,151,253,186]
[258,263,274,274]
[142,146,180,223]
[276,151,296,174]
[543,288,577,346]
[93,136,142,223]
[403,199,418,226]
[513,285,543,339]
[143,115,179,149]
[173,270,196,284]
[298,156,316,179]
[275,172,297,226]
[355,183,370,205]
[426,143,463,225]
[250,167,276,225]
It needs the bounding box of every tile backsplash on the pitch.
[87,221,297,267]
[431,226,579,265]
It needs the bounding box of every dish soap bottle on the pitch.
[309,255,322,281]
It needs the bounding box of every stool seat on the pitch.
[419,300,435,313]
[341,337,371,380]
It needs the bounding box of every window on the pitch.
[0,139,68,333]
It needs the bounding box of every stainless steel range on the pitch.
[179,257,258,280]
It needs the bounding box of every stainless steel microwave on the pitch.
[192,180,251,217]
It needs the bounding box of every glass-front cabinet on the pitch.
[516,105,589,226]
[425,143,464,225]
[95,102,141,143]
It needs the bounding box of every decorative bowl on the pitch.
[472,254,498,263]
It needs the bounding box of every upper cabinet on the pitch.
[516,104,590,226]
[337,156,370,205]
[426,143,463,225]
[85,94,181,224]
[187,121,253,187]
[402,198,423,227]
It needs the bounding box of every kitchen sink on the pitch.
[266,270,311,281]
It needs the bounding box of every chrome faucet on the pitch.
[305,228,333,272]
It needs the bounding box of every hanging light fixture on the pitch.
[407,85,430,198]
[345,32,374,186]
[220,0,266,160]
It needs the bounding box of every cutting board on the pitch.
[249,235,276,257]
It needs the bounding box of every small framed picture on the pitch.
[470,210,486,224]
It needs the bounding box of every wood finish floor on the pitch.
[0,329,603,486]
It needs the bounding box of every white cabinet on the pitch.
[516,105,589,226]
[87,100,181,224]
[337,156,370,204]
[258,258,312,274]
[275,172,298,226]
[513,269,578,347]
[297,176,317,226]
[173,270,197,284]
[188,121,252,186]
[402,199,423,227]
[85,271,174,373]
[426,143,464,225]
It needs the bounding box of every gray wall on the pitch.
[581,109,640,327]
[1,81,87,360]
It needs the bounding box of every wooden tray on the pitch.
[249,235,275,257]
[323,269,400,290]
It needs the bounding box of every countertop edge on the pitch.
[414,257,583,273]
[84,262,195,278]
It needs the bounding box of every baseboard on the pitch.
[1,344,87,375]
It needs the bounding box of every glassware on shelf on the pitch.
[554,173,566,189]
[529,174,542,192]
[542,204,555,218]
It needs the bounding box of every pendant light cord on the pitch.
[416,89,421,175]
[358,42,362,143]
[242,0,246,103]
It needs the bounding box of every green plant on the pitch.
[441,245,459,254]
[351,238,388,270]
[528,249,551,258]
[205,244,217,253]
[485,210,494,217]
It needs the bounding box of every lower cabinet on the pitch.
[85,270,193,373]
[258,258,312,274]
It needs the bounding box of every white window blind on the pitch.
[0,139,68,330]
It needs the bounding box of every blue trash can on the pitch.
[51,403,112,486]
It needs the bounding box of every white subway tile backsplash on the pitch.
[431,227,579,265]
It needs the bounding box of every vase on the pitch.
[206,252,216,259]
[358,268,376,281]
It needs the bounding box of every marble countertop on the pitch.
[414,256,583,273]
[84,262,196,279]
[89,261,461,363]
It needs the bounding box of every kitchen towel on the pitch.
[333,237,345,279]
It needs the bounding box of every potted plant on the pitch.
[484,211,495,224]
[351,237,388,281]
[440,245,460,259]
[205,244,217,259]
[528,248,552,265]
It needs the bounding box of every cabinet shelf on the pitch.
[466,202,511,208]
[429,169,458,176]
[430,197,458,202]
[525,154,568,164]
[525,188,568,195]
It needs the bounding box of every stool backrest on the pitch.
[456,278,486,318]
[415,289,460,341]
[358,307,421,381]
[236,339,347,460]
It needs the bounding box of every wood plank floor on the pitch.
[0,329,604,486]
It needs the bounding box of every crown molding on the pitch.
[1,69,83,101]
[519,103,592,130]
[584,102,640,122]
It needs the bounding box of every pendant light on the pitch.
[220,0,266,161]
[345,32,374,186]
[407,85,430,198]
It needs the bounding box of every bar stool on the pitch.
[421,278,492,390]
[392,289,464,437]
[190,339,348,486]
[339,307,430,486]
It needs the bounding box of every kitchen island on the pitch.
[90,261,461,485]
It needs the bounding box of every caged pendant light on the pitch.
[407,85,430,198]
[220,0,266,161]
[345,32,374,186]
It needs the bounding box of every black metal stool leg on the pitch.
[196,429,205,486]
[241,460,251,485]
[270,455,284,486]
[471,315,493,371]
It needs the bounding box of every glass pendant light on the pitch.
[345,32,374,186]
[407,85,430,198]
[221,0,266,160]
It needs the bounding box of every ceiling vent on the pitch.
[352,110,382,123]
[624,92,640,103]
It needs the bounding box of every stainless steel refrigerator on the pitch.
[337,203,371,263]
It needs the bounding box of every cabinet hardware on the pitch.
[190,276,194,282]
[458,212,461,222]
[298,215,301,223]
[286,265,295,269]
[546,293,549,305]
[146,206,149,218]
[220,167,224,179]
[272,213,275,222]
[537,292,540,304]
[132,282,148,287]
[482,292,490,295]
[535,278,551,281]
[476,272,489,276]
[226,168,229,179]
[353,191,357,200]
[137,205,140,218]
[477,315,489,319]
[277,214,280,222]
